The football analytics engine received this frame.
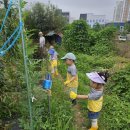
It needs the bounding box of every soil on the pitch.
[73,104,87,130]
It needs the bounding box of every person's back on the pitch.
[49,49,58,61]
[48,46,59,77]
[39,32,45,48]
[39,36,45,48]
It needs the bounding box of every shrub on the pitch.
[90,39,114,56]
[93,23,103,32]
[107,64,130,101]
[63,21,117,56]
[90,26,117,56]
[19,76,75,130]
[100,95,130,130]
[76,54,115,73]
[63,20,90,53]
[96,26,117,42]
[24,2,67,37]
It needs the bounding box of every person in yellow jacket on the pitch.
[61,53,78,105]
[70,71,109,130]
[48,46,58,77]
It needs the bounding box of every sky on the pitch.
[26,0,117,21]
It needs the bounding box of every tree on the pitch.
[124,21,130,33]
[63,20,90,53]
[24,2,67,35]
[96,26,117,41]
[93,23,103,32]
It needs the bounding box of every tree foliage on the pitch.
[124,21,130,33]
[108,64,130,101]
[90,26,117,55]
[63,20,90,53]
[93,23,103,32]
[99,64,130,129]
[100,95,130,129]
[63,20,117,55]
[24,2,67,34]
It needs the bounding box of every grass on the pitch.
[57,45,130,129]
[2,43,130,129]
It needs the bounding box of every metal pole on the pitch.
[48,94,51,118]
[18,0,33,129]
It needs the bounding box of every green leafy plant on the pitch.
[100,95,130,130]
[63,20,117,56]
[90,39,114,56]
[107,64,130,101]
[63,20,90,53]
[24,2,67,37]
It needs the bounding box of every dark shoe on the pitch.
[72,99,77,106]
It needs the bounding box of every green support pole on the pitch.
[18,0,33,129]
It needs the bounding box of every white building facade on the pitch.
[62,12,70,23]
[87,13,106,27]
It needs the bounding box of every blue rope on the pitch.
[0,25,20,51]
[1,1,33,129]
[0,22,23,56]
[0,0,13,33]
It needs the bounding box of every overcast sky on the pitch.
[26,0,117,21]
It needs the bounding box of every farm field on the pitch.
[0,0,130,130]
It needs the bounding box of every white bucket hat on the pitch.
[61,53,76,61]
[86,72,106,84]
[39,32,43,35]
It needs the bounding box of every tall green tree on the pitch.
[93,23,103,32]
[125,21,130,33]
[24,2,67,34]
[63,20,90,53]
